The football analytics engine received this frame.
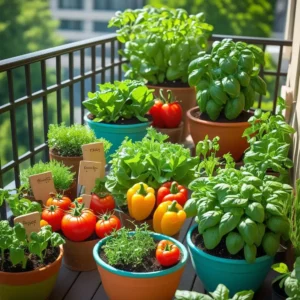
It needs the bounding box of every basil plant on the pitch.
[109,7,213,84]
[188,39,267,121]
[185,167,293,263]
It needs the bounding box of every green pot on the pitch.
[187,224,273,296]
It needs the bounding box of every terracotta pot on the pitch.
[0,245,63,300]
[187,107,251,161]
[63,238,99,271]
[49,149,82,199]
[147,85,196,141]
[93,232,188,300]
[154,122,184,143]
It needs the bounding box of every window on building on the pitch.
[60,20,83,31]
[59,0,83,9]
[93,21,114,33]
[94,0,142,11]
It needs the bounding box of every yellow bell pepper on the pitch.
[127,182,156,221]
[153,200,186,236]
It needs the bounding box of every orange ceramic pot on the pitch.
[187,107,251,161]
[93,233,188,300]
[147,85,196,141]
[154,121,184,143]
[0,245,63,300]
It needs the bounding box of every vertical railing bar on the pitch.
[25,64,35,166]
[118,40,122,81]
[272,45,283,114]
[69,52,74,125]
[0,158,6,220]
[56,56,62,123]
[80,48,85,124]
[7,69,20,187]
[258,44,266,109]
[101,43,106,84]
[110,40,115,82]
[41,60,49,161]
[91,46,96,91]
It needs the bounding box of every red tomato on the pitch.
[160,102,182,128]
[41,205,65,232]
[90,194,115,215]
[46,193,71,211]
[149,100,165,128]
[156,240,180,267]
[95,214,121,239]
[61,209,96,242]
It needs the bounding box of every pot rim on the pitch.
[187,107,251,128]
[49,148,83,160]
[84,114,151,128]
[187,224,272,265]
[93,232,188,278]
[146,84,194,91]
[0,245,63,278]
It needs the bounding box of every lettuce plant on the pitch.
[185,167,293,263]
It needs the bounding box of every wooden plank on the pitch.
[64,270,101,300]
[49,264,80,300]
[92,284,109,300]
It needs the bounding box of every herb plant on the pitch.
[290,179,300,257]
[102,224,156,268]
[48,123,111,157]
[20,161,75,192]
[0,221,64,270]
[185,167,293,263]
[109,7,213,84]
[188,39,266,120]
[106,128,198,205]
[83,80,154,123]
[272,258,300,300]
[175,283,254,300]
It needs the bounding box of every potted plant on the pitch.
[83,80,154,156]
[175,283,254,300]
[109,6,213,140]
[148,89,184,143]
[0,221,65,300]
[187,39,267,161]
[184,166,293,296]
[48,123,111,194]
[93,224,188,300]
[271,258,300,300]
[20,160,75,200]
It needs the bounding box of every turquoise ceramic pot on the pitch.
[187,224,273,296]
[84,114,150,157]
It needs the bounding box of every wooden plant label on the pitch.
[29,171,56,204]
[81,194,92,208]
[82,142,106,166]
[14,212,41,237]
[78,161,104,195]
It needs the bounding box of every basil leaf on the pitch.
[226,232,244,255]
[203,225,221,249]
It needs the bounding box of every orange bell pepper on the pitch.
[153,200,186,236]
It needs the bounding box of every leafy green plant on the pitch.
[0,221,64,270]
[185,167,293,263]
[109,6,213,84]
[290,179,300,258]
[188,39,266,121]
[102,224,156,267]
[20,161,75,192]
[83,80,154,123]
[175,283,254,300]
[47,123,111,157]
[272,258,300,300]
[106,128,198,205]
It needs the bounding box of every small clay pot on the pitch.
[63,238,99,272]
[154,122,184,143]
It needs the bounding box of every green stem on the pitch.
[137,184,147,196]
[167,200,178,212]
[170,182,179,194]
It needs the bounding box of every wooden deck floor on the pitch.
[49,218,275,300]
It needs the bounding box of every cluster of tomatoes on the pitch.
[41,193,121,242]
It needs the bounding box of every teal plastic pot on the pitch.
[84,114,151,157]
[187,224,273,296]
[93,232,188,300]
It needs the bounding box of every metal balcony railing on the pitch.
[0,33,293,220]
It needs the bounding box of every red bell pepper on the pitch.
[157,181,188,207]
[156,240,180,267]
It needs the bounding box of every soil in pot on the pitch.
[272,279,287,300]
[0,245,60,273]
[191,227,266,260]
[87,114,152,125]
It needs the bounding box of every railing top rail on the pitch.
[0,33,293,72]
